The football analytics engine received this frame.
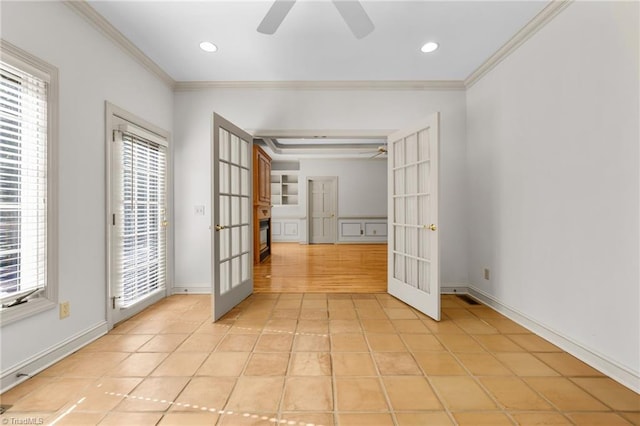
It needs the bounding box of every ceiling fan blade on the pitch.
[257,0,296,35]
[332,0,374,39]
[369,151,385,159]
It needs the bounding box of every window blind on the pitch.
[112,131,167,308]
[0,60,48,303]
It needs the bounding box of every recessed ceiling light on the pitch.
[420,42,439,53]
[199,41,218,53]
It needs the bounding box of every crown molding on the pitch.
[174,80,466,92]
[63,0,175,89]
[259,137,384,155]
[251,129,394,138]
[465,0,573,88]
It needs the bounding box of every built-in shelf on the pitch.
[271,171,299,206]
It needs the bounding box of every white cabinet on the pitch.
[271,171,299,206]
[338,218,387,242]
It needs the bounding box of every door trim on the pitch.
[306,176,338,244]
[105,101,173,329]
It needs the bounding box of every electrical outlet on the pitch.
[59,301,70,319]
[195,205,205,216]
[483,268,490,280]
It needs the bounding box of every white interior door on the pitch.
[308,177,337,244]
[388,113,440,320]
[211,114,253,321]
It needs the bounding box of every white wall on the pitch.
[466,1,639,387]
[271,157,387,216]
[296,158,387,243]
[299,158,387,217]
[174,89,468,291]
[0,2,173,379]
[270,158,387,243]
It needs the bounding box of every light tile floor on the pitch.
[1,293,639,425]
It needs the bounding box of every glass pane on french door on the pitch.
[112,132,167,316]
[218,129,251,295]
[212,113,253,321]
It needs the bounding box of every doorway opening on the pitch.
[106,103,171,327]
[252,133,389,294]
[212,117,440,322]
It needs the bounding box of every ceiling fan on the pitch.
[257,0,375,39]
[363,145,387,159]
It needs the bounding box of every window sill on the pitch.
[0,298,56,327]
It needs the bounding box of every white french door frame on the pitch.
[105,102,173,328]
[306,176,338,244]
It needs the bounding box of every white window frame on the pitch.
[0,40,58,326]
[105,102,173,328]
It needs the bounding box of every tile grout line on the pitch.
[437,304,576,425]
[423,307,513,424]
[469,304,626,418]
[460,304,609,423]
[275,292,291,421]
[368,298,398,426]
[3,294,636,425]
[323,294,339,426]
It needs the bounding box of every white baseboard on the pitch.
[172,286,210,295]
[468,285,640,393]
[1,321,108,393]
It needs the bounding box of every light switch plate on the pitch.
[195,205,205,215]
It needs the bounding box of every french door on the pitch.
[110,120,168,324]
[388,113,440,321]
[211,114,253,321]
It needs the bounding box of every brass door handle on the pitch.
[424,224,437,231]
[215,224,226,231]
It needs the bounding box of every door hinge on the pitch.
[112,214,115,226]
[111,296,122,309]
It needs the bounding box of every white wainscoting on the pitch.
[337,217,387,243]
[271,218,300,242]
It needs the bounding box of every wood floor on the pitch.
[254,243,387,293]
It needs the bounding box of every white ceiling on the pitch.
[88,0,549,82]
